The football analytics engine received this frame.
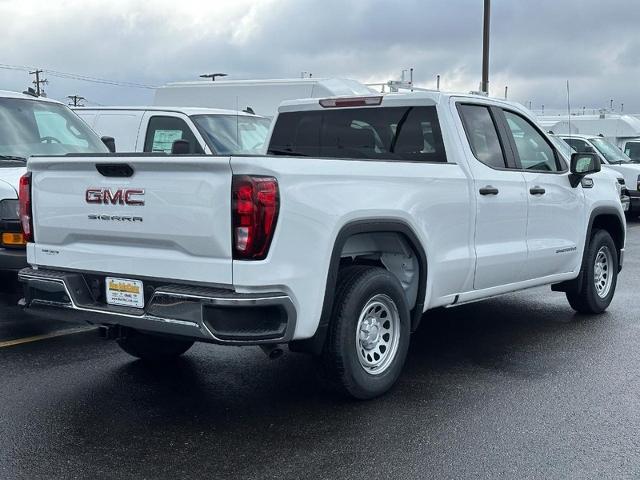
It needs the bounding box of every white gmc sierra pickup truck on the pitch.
[19,91,625,399]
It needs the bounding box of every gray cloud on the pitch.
[0,0,639,111]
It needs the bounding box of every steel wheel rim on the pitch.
[355,294,400,375]
[594,246,613,299]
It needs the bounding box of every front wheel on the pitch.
[321,266,411,400]
[566,229,618,314]
[117,329,194,361]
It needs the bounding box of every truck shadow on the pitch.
[28,287,618,478]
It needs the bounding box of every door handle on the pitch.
[529,186,546,195]
[479,185,499,195]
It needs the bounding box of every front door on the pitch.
[502,110,584,278]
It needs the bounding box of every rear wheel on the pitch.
[117,329,194,361]
[321,266,411,399]
[566,229,618,314]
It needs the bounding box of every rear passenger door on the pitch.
[501,110,583,279]
[140,112,207,154]
[457,103,529,290]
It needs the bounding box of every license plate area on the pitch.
[106,277,144,308]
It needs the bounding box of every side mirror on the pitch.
[101,136,116,153]
[171,139,190,155]
[569,152,601,187]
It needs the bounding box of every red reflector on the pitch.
[319,96,383,108]
[232,175,279,260]
[18,173,33,242]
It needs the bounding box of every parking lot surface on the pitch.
[1,221,640,480]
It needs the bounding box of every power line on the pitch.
[0,63,156,89]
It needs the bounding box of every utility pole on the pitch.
[29,69,48,96]
[67,95,85,107]
[481,0,491,94]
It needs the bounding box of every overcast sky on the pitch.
[1,0,639,112]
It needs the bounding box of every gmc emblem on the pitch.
[86,188,145,206]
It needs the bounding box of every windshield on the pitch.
[550,136,575,160]
[191,114,271,155]
[0,97,107,161]
[590,138,632,164]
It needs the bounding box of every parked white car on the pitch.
[559,134,640,213]
[0,90,109,271]
[20,91,625,399]
[74,107,272,155]
[551,134,630,211]
[538,113,640,162]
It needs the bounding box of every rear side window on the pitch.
[268,106,447,162]
[144,116,204,154]
[458,104,506,169]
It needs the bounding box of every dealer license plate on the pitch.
[106,277,144,308]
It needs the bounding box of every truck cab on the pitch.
[74,107,272,155]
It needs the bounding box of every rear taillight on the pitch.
[232,175,279,260]
[18,173,33,242]
[636,174,640,192]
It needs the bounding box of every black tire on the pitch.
[117,329,194,361]
[321,265,411,400]
[566,229,618,314]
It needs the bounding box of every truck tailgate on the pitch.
[28,155,233,285]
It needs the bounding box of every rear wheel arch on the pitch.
[290,219,427,355]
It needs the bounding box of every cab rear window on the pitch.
[268,106,447,162]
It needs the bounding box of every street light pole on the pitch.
[481,0,491,95]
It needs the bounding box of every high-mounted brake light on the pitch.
[232,175,279,260]
[18,173,33,242]
[319,96,383,108]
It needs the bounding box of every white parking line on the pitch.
[0,326,96,348]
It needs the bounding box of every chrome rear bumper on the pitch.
[19,267,296,345]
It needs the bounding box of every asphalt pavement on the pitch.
[2,222,640,479]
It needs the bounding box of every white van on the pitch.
[153,78,376,117]
[74,107,271,155]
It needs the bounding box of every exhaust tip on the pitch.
[260,344,284,360]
